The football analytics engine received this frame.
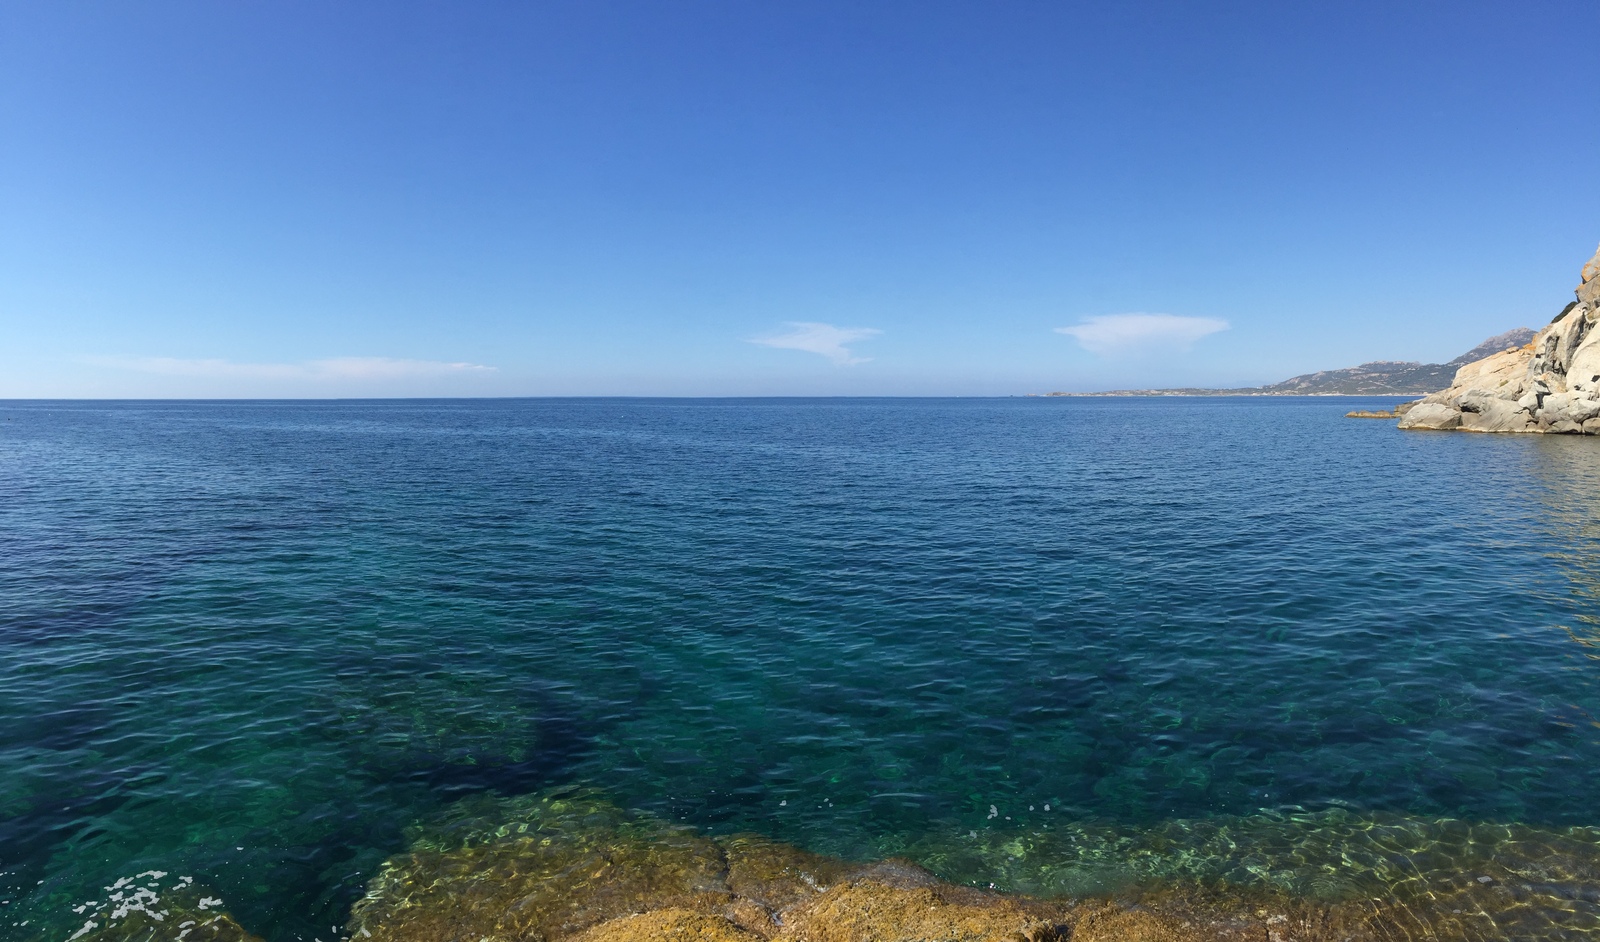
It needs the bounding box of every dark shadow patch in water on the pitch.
[314,650,613,796]
[0,772,137,875]
[152,805,420,942]
[0,704,121,754]
[405,710,595,797]
[0,595,159,649]
[249,710,601,940]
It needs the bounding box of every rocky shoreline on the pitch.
[61,787,1600,942]
[1400,243,1600,433]
[343,791,1230,942]
[335,791,1534,942]
[338,790,1600,942]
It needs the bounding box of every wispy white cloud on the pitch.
[89,356,496,380]
[1055,313,1229,355]
[749,322,882,365]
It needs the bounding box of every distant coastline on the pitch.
[1032,389,1416,397]
[1038,328,1534,398]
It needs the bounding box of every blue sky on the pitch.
[3,1,1597,397]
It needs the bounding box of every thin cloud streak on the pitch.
[89,356,496,380]
[1055,313,1229,355]
[749,322,882,365]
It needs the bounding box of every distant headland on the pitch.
[1399,242,1600,433]
[1040,328,1536,398]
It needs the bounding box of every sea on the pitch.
[2,397,1598,941]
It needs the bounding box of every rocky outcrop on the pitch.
[62,874,261,942]
[346,791,1194,942]
[345,788,1600,942]
[1400,243,1600,433]
[346,790,1380,942]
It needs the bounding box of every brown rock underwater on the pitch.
[340,789,1600,942]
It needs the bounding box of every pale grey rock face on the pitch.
[1459,397,1536,433]
[1541,392,1574,418]
[1398,402,1463,430]
[1566,333,1600,395]
[1581,243,1600,287]
[1542,393,1600,424]
[1400,241,1600,434]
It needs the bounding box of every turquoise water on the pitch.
[2,398,1598,940]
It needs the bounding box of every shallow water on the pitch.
[2,398,1598,940]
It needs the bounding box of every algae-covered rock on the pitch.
[347,790,1260,941]
[53,873,260,942]
[68,909,260,942]
[777,880,1073,942]
[349,791,735,942]
[350,791,1074,942]
[716,833,852,914]
[350,789,1600,942]
[571,909,763,942]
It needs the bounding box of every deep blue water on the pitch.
[3,398,1599,940]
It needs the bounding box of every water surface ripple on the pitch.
[1,398,1598,940]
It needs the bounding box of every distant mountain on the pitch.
[1048,328,1536,397]
[1446,328,1541,366]
[1253,327,1535,394]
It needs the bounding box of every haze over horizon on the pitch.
[3,1,1598,398]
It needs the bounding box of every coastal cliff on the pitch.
[1401,243,1600,433]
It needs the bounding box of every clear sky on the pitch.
[3,1,1598,397]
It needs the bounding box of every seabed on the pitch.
[55,788,1600,942]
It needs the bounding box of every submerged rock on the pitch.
[570,908,762,942]
[348,792,735,942]
[774,881,1074,942]
[52,876,261,942]
[342,790,1252,941]
[1401,242,1600,433]
[346,789,1600,942]
[69,910,260,942]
